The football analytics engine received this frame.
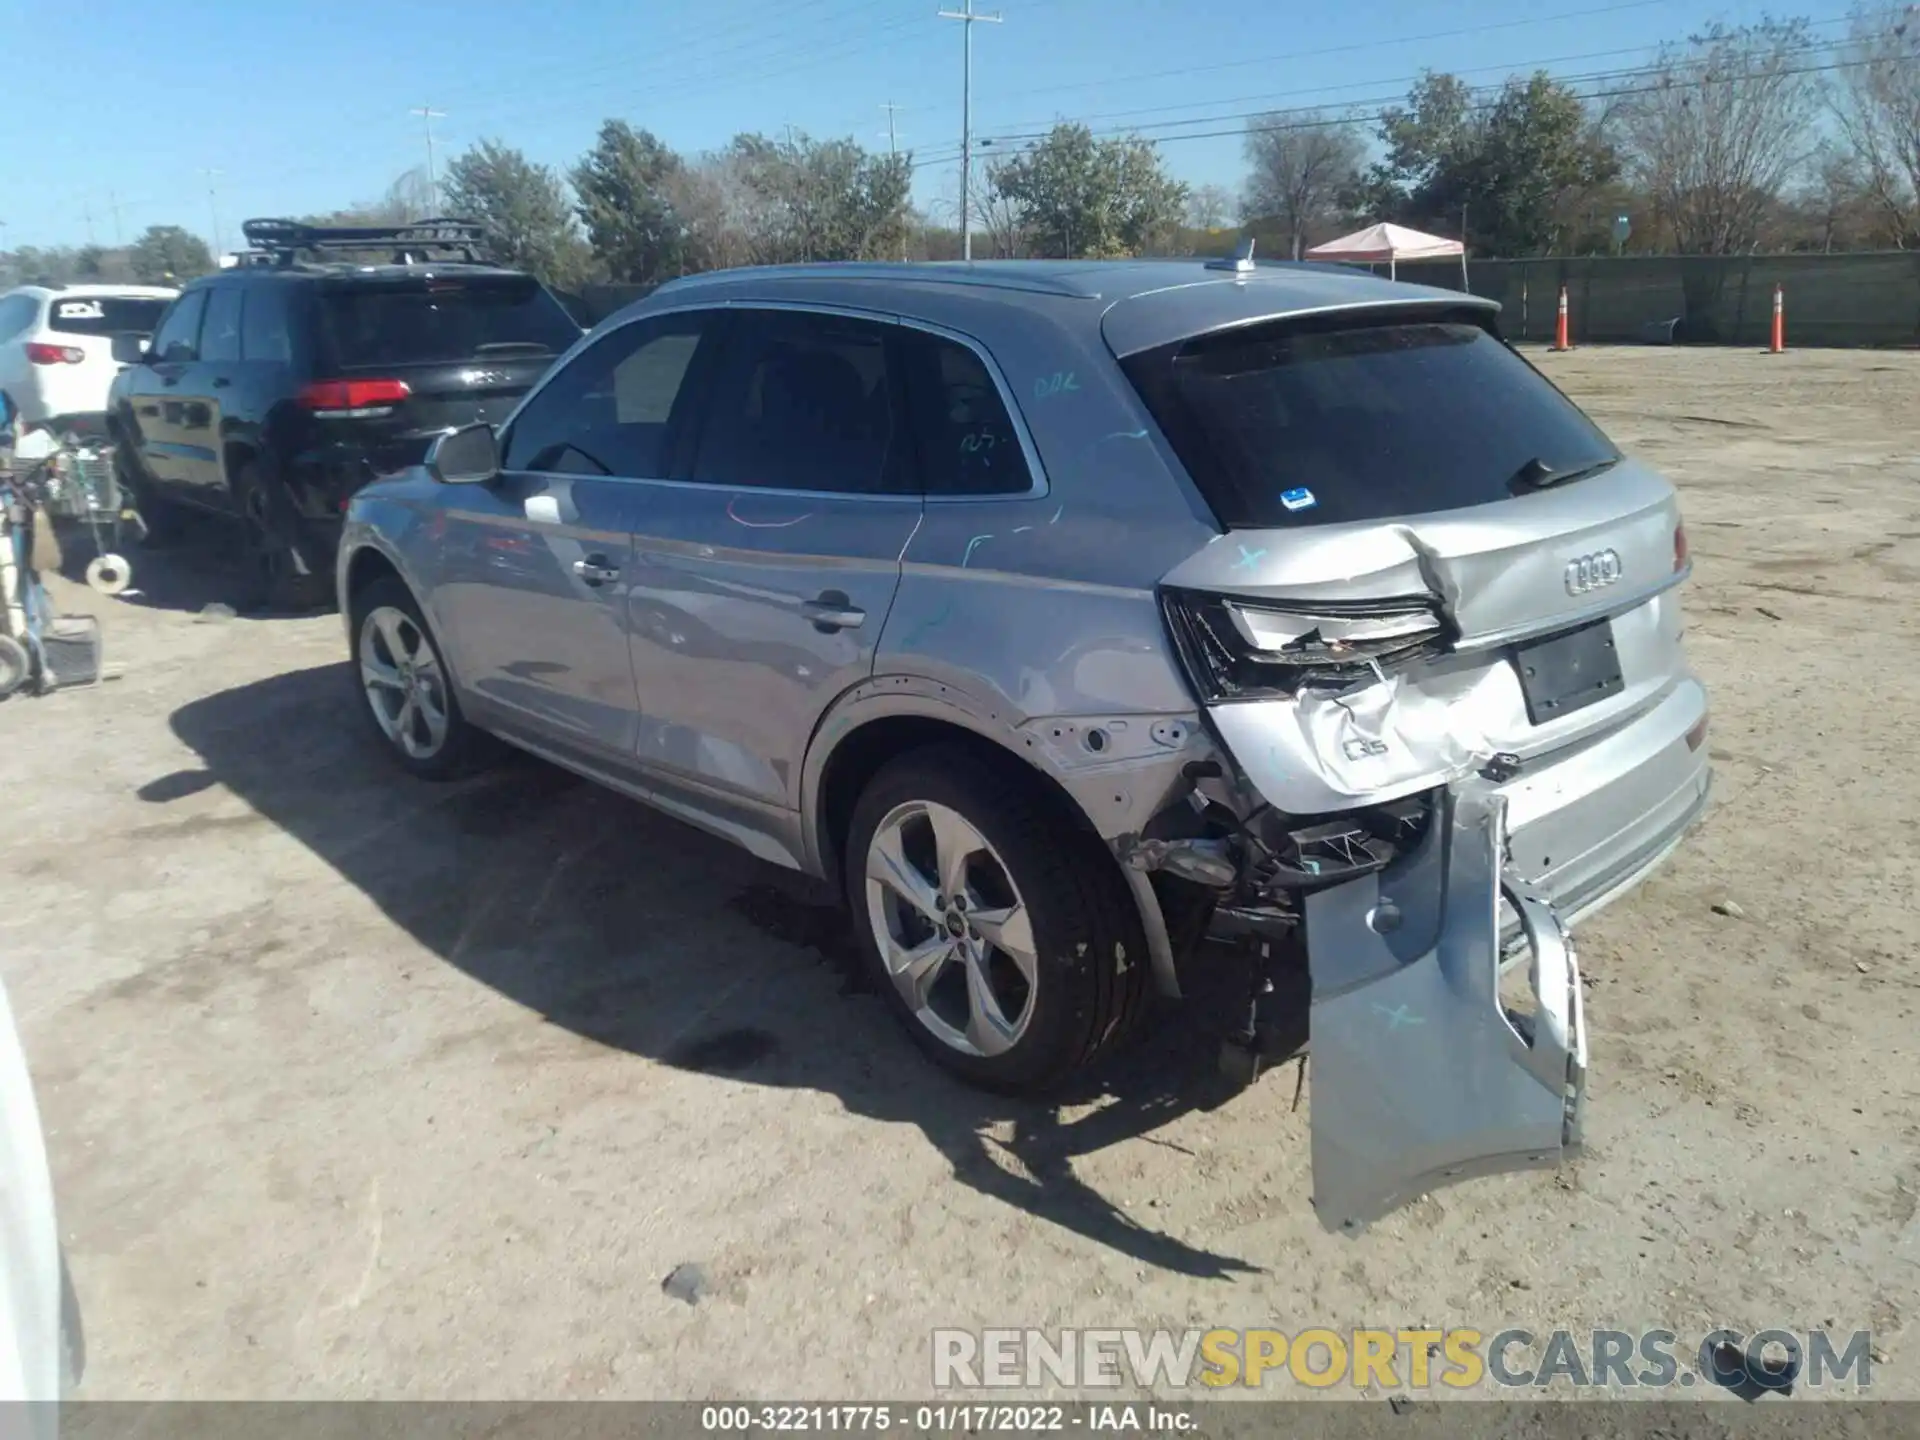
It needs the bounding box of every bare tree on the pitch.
[1616,20,1825,254]
[972,160,1029,258]
[1241,111,1366,258]
[1833,4,1920,247]
[1185,183,1235,231]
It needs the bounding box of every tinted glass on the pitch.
[691,309,900,495]
[0,296,36,342]
[150,290,207,362]
[199,286,244,363]
[46,295,169,338]
[1121,315,1618,528]
[317,277,580,367]
[502,312,710,476]
[904,330,1032,496]
[241,286,292,363]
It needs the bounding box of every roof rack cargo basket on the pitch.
[238,217,493,266]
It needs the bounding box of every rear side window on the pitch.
[502,311,712,476]
[317,277,580,368]
[902,331,1033,496]
[150,291,207,362]
[690,308,904,496]
[199,287,244,363]
[242,286,292,363]
[1120,315,1618,528]
[0,295,36,342]
[47,295,170,338]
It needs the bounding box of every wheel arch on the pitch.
[803,680,1182,997]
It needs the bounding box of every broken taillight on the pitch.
[1161,590,1448,701]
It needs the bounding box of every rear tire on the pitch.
[348,576,501,781]
[117,449,185,547]
[237,468,330,613]
[845,744,1151,1094]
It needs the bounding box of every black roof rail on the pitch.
[238,217,493,267]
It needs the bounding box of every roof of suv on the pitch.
[5,283,179,300]
[651,257,1496,357]
[656,256,1420,304]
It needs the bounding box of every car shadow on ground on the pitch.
[151,661,1279,1280]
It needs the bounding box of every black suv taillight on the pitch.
[1161,589,1448,701]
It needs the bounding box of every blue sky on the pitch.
[3,0,1855,250]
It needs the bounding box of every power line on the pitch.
[939,0,1003,261]
[912,45,1916,172]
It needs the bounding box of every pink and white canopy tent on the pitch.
[1303,222,1468,286]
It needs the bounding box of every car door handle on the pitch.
[802,591,865,632]
[571,556,621,586]
[212,376,231,388]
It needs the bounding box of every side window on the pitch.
[241,285,292,364]
[150,291,207,363]
[501,311,712,476]
[690,308,903,496]
[200,286,244,363]
[0,295,37,343]
[903,330,1034,497]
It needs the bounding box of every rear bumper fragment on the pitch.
[1305,779,1586,1233]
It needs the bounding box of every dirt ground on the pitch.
[1,347,1916,1403]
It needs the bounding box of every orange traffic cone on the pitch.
[1768,284,1785,354]
[1552,285,1571,351]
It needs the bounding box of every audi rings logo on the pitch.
[1564,548,1624,596]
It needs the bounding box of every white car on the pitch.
[1,971,69,1430]
[0,283,177,431]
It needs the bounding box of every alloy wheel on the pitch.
[359,606,450,760]
[864,799,1039,1057]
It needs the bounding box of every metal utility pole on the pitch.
[109,190,123,246]
[82,205,95,245]
[938,0,1001,262]
[881,102,907,261]
[411,105,446,213]
[200,168,224,258]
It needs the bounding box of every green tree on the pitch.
[129,225,215,284]
[573,120,688,282]
[988,123,1188,258]
[1364,70,1617,255]
[725,131,912,263]
[443,140,592,287]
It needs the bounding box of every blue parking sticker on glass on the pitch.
[1280,487,1317,512]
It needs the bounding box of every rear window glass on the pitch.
[317,279,580,367]
[47,296,169,337]
[1120,315,1618,528]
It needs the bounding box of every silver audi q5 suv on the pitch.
[338,252,1710,1229]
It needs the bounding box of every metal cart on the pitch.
[40,435,136,596]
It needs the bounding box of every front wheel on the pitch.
[845,745,1151,1094]
[348,576,500,780]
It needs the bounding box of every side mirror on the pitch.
[425,422,499,485]
[111,334,152,365]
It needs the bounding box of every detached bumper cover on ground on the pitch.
[1306,780,1587,1233]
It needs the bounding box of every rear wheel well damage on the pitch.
[813,713,1185,997]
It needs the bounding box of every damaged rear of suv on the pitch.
[339,253,1708,1230]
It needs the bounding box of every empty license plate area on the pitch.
[1513,618,1624,726]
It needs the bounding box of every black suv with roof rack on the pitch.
[106,218,583,608]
